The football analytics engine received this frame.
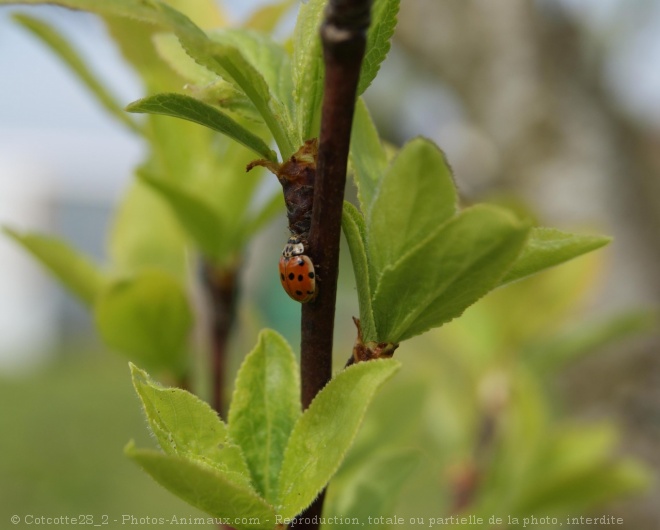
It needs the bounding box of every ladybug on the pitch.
[279,236,317,303]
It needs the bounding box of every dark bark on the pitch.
[295,1,372,528]
[202,261,239,418]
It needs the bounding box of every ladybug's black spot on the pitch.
[308,272,315,279]
[280,273,285,281]
[288,272,295,280]
[295,290,303,296]
[298,274,304,281]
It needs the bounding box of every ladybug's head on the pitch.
[282,236,305,258]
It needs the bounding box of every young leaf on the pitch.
[126,444,276,530]
[368,137,457,280]
[292,0,326,140]
[277,358,400,519]
[357,0,399,95]
[5,0,297,153]
[152,31,218,85]
[326,449,420,527]
[372,205,529,343]
[94,269,192,374]
[243,192,284,241]
[245,0,296,32]
[12,13,140,133]
[138,173,225,260]
[350,98,387,211]
[228,330,300,504]
[342,202,377,342]
[209,29,294,116]
[0,0,169,25]
[130,364,251,486]
[109,180,187,278]
[161,0,226,29]
[292,0,399,138]
[127,93,278,162]
[151,33,260,122]
[500,227,611,285]
[152,3,297,157]
[192,81,264,122]
[3,228,104,306]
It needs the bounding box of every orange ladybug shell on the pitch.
[279,254,317,303]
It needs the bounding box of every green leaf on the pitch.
[292,0,326,140]
[326,449,419,527]
[127,93,277,162]
[368,137,457,281]
[126,444,276,530]
[152,3,296,157]
[209,29,294,118]
[277,358,400,519]
[109,180,187,277]
[102,10,183,95]
[228,330,300,504]
[130,364,251,487]
[152,31,218,85]
[350,98,387,211]
[245,0,296,32]
[138,173,225,260]
[293,0,399,138]
[342,202,377,342]
[94,269,192,374]
[0,0,169,24]
[12,14,140,133]
[372,205,529,342]
[192,81,264,123]
[243,192,284,240]
[142,114,218,192]
[3,228,104,306]
[205,143,271,243]
[500,227,611,285]
[160,0,226,29]
[151,32,264,123]
[2,0,296,156]
[357,0,399,95]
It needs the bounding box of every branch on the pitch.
[296,0,372,527]
[202,260,239,417]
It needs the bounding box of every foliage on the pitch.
[328,255,652,526]
[127,331,399,527]
[343,130,610,344]
[4,0,285,379]
[2,0,650,527]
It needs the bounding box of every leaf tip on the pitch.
[129,362,151,389]
[592,234,613,249]
[124,439,137,456]
[124,99,145,113]
[1,225,19,240]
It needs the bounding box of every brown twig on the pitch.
[202,260,239,418]
[295,0,371,527]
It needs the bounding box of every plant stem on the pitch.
[202,261,239,417]
[297,0,371,527]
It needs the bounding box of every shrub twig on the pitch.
[202,261,239,417]
[297,0,372,526]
